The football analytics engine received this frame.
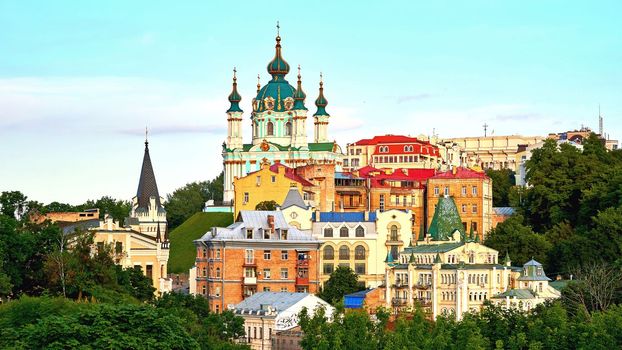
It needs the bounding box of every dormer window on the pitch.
[282,229,288,240]
[537,267,543,276]
[264,229,270,239]
[246,229,253,239]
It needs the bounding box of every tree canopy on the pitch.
[317,266,363,305]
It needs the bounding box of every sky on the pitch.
[1,0,621,205]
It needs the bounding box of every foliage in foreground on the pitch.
[299,301,622,350]
[0,294,248,350]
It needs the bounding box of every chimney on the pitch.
[267,215,275,232]
[452,166,457,175]
[315,209,321,222]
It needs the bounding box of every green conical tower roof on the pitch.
[267,27,290,79]
[468,224,474,241]
[434,252,442,264]
[409,252,416,264]
[313,73,329,116]
[503,251,511,265]
[226,68,243,113]
[427,197,465,241]
[417,224,425,241]
[384,250,394,263]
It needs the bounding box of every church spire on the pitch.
[293,65,307,110]
[227,67,243,113]
[267,22,290,80]
[136,136,161,211]
[314,72,329,116]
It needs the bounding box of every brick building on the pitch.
[426,167,492,241]
[193,211,321,312]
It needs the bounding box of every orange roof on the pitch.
[431,167,488,179]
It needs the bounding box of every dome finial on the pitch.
[227,67,243,113]
[145,126,149,147]
[276,21,280,38]
[257,74,261,93]
[314,72,329,116]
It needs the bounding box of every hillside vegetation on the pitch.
[168,212,233,274]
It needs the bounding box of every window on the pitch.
[444,187,449,196]
[256,176,261,186]
[462,204,467,213]
[339,246,350,260]
[355,226,364,237]
[244,268,255,277]
[271,175,276,183]
[340,227,349,237]
[280,268,288,279]
[390,225,398,241]
[267,121,274,135]
[280,287,288,292]
[434,187,439,196]
[285,121,292,136]
[246,229,253,239]
[472,204,477,214]
[263,250,271,260]
[245,249,254,264]
[263,269,271,279]
[244,192,249,203]
[263,287,271,292]
[115,242,123,254]
[264,229,270,239]
[216,249,221,259]
[472,186,477,196]
[202,285,207,295]
[202,248,207,258]
[355,263,366,275]
[379,194,385,211]
[324,227,333,237]
[281,250,288,260]
[202,267,207,277]
[146,265,153,280]
[215,267,221,278]
[344,159,349,167]
[96,242,104,252]
[471,222,478,232]
[391,246,398,261]
[323,263,334,275]
[355,245,366,260]
[323,246,334,260]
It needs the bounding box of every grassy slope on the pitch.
[168,212,233,274]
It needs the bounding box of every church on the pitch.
[222,28,344,203]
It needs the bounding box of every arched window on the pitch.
[390,225,398,241]
[355,225,365,237]
[285,122,292,136]
[340,227,349,237]
[323,246,334,260]
[215,267,221,278]
[339,246,350,260]
[354,245,366,260]
[254,122,259,136]
[324,227,333,237]
[267,121,274,136]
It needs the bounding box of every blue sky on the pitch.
[1,0,621,204]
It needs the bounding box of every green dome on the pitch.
[227,69,243,113]
[254,78,296,113]
[267,35,290,78]
[313,76,329,116]
[293,66,307,111]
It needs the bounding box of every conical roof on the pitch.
[427,196,464,241]
[281,187,307,209]
[227,68,243,113]
[136,140,161,211]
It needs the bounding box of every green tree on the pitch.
[255,200,278,211]
[484,215,551,265]
[80,196,131,223]
[165,182,211,229]
[116,266,156,302]
[0,191,28,219]
[485,168,516,207]
[317,266,363,305]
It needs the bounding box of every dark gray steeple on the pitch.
[136,136,161,211]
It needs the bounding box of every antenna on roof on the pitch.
[483,123,489,137]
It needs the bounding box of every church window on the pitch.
[355,225,365,237]
[323,246,334,260]
[324,227,333,237]
[285,122,292,136]
[267,121,274,136]
[202,285,206,295]
[355,245,366,260]
[390,225,398,241]
[339,246,350,260]
[340,227,349,237]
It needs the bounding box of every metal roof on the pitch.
[492,289,536,299]
[493,207,516,216]
[281,187,308,209]
[233,292,309,314]
[403,242,464,254]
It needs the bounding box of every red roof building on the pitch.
[344,135,442,172]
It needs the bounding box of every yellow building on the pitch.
[233,159,315,217]
[309,209,413,288]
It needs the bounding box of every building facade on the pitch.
[344,135,442,172]
[192,211,321,313]
[222,30,343,203]
[426,167,492,241]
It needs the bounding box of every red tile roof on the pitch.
[431,167,488,179]
[269,163,315,187]
[352,135,424,145]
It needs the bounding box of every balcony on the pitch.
[392,298,408,306]
[415,282,432,289]
[295,277,309,285]
[243,277,257,285]
[243,259,256,267]
[296,259,309,267]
